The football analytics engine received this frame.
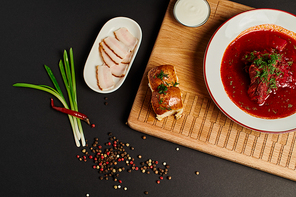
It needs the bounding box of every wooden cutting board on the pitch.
[128,0,296,181]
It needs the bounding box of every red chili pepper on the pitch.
[50,98,91,126]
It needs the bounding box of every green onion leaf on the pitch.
[13,48,85,147]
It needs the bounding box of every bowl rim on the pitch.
[173,0,211,27]
[203,8,296,134]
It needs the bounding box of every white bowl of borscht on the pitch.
[204,8,296,133]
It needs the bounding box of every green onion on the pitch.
[13,48,85,147]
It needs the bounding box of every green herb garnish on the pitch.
[172,81,179,87]
[249,51,283,91]
[159,98,164,104]
[157,84,168,94]
[156,70,169,80]
[159,106,172,111]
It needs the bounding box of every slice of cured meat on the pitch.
[99,45,116,68]
[114,27,138,51]
[121,51,133,64]
[103,36,130,59]
[96,64,114,90]
[110,63,128,77]
[96,27,138,90]
[99,42,122,65]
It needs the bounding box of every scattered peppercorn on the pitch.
[144,191,148,195]
[142,135,146,140]
[167,176,172,180]
[195,171,200,175]
[77,133,171,193]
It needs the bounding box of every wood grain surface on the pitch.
[127,0,296,181]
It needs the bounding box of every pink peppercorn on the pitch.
[156,180,160,184]
[159,176,163,180]
[118,180,122,184]
[89,155,93,159]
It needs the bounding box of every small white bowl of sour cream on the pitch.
[173,0,210,27]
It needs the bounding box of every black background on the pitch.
[2,0,296,196]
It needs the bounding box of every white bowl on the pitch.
[204,9,296,133]
[83,17,142,94]
[173,0,210,27]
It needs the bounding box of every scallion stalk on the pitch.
[13,48,85,147]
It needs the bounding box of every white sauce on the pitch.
[174,0,210,27]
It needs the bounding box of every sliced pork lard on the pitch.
[121,51,133,64]
[110,63,128,78]
[99,42,122,65]
[99,45,117,68]
[96,64,114,90]
[114,27,138,51]
[103,36,130,59]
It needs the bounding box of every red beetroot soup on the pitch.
[221,24,296,119]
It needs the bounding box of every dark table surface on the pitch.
[2,0,296,196]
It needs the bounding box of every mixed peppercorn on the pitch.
[76,133,171,193]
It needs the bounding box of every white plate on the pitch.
[83,17,142,94]
[204,9,296,133]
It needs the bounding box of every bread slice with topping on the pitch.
[148,65,183,120]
